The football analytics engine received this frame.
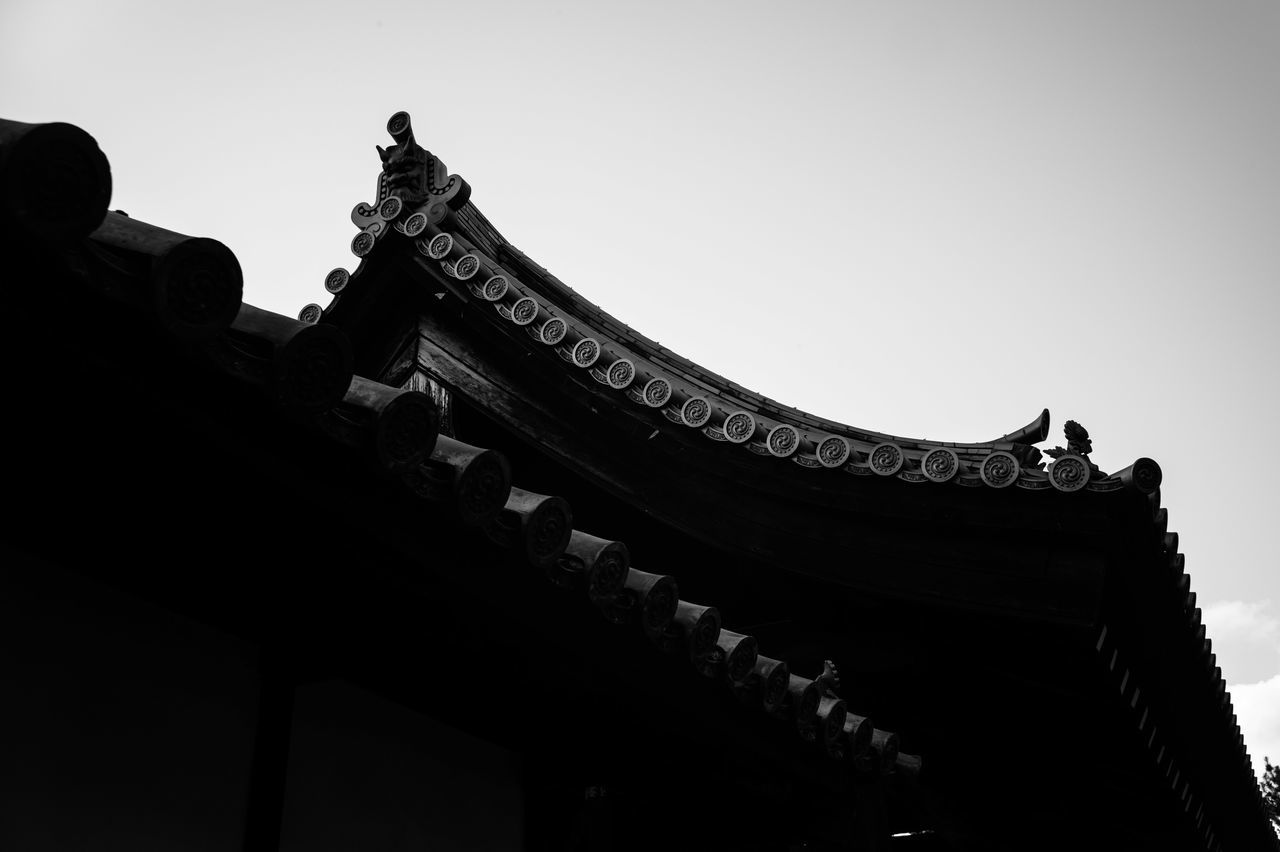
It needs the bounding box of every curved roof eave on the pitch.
[310,111,1156,500]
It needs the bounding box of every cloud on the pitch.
[1201,599,1280,684]
[1201,600,1280,778]
[1203,599,1280,644]
[1233,673,1280,780]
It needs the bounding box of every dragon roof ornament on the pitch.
[347,111,471,259]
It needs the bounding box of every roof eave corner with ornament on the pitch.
[293,111,1278,852]
[304,110,1161,501]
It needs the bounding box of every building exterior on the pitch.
[1,112,1274,851]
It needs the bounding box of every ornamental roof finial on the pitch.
[1046,420,1105,479]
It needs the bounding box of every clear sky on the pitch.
[5,0,1278,776]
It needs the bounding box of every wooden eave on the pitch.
[313,146,1158,630]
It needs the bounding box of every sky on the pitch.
[4,0,1278,777]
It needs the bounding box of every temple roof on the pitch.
[288,110,1275,850]
[296,112,1179,639]
[6,112,1274,851]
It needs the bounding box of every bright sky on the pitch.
[4,0,1278,775]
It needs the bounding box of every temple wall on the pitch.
[0,552,258,852]
[280,681,522,852]
[0,552,524,851]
